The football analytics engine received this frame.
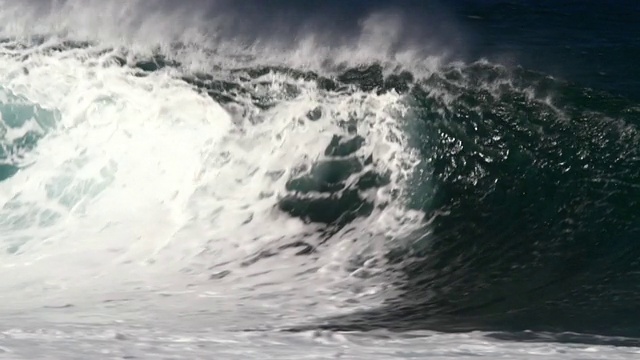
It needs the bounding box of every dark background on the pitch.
[197,0,639,100]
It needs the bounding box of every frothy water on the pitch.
[0,18,423,342]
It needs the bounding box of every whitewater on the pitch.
[0,0,639,359]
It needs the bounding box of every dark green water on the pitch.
[241,61,639,340]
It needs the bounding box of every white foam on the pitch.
[0,33,424,327]
[1,326,639,360]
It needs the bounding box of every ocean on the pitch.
[0,0,639,359]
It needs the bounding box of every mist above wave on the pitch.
[0,0,463,75]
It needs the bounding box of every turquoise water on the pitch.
[0,87,57,180]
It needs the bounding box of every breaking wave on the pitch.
[0,0,639,347]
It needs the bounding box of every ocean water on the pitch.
[0,0,639,359]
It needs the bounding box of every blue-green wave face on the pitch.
[374,64,640,336]
[0,87,58,181]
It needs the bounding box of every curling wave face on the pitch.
[313,63,640,339]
